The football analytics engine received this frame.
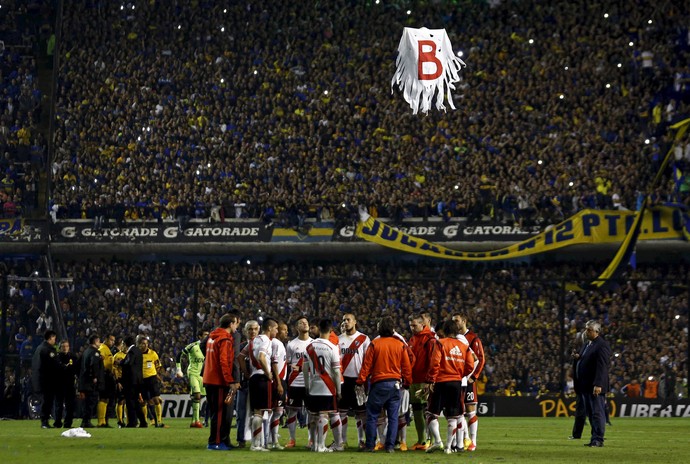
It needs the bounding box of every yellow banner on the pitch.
[356,206,688,261]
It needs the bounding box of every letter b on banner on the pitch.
[417,40,442,80]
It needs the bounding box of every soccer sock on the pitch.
[97,401,108,426]
[191,399,200,422]
[309,414,317,450]
[155,402,163,425]
[329,412,342,446]
[356,412,366,444]
[456,414,468,447]
[116,403,124,423]
[446,416,458,449]
[287,409,298,440]
[467,411,478,444]
[398,415,407,445]
[262,410,270,447]
[339,410,348,444]
[425,413,441,445]
[251,414,263,448]
[413,406,425,443]
[317,413,329,451]
[271,408,283,444]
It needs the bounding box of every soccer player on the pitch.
[237,320,260,447]
[337,313,370,450]
[285,316,313,448]
[177,330,209,428]
[248,318,279,451]
[97,334,116,427]
[304,318,342,453]
[408,312,438,450]
[112,337,128,428]
[139,336,167,428]
[424,320,474,454]
[453,313,485,451]
[266,321,289,450]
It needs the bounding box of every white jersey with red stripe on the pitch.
[338,330,370,378]
[249,334,272,377]
[286,336,313,387]
[271,337,287,381]
[304,338,341,397]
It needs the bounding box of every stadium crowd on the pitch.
[46,0,690,228]
[0,0,49,219]
[3,257,687,406]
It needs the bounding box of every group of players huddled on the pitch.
[176,311,484,454]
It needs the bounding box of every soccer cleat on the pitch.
[425,441,443,453]
[463,437,473,450]
[444,447,453,454]
[411,442,429,451]
[451,446,464,453]
[399,442,408,451]
[250,445,270,452]
[207,443,230,451]
[467,442,477,452]
[317,447,334,453]
[359,441,366,450]
[271,442,285,450]
[285,439,296,448]
[190,421,203,428]
[328,443,345,452]
[374,442,385,451]
[155,423,170,428]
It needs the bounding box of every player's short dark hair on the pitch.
[44,330,57,341]
[124,335,135,346]
[88,334,100,345]
[439,319,459,337]
[262,317,278,332]
[219,313,237,328]
[378,316,395,337]
[294,315,309,325]
[319,318,332,334]
[408,313,425,322]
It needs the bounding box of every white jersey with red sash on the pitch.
[271,337,287,381]
[338,331,370,378]
[304,338,340,397]
[249,334,272,377]
[286,336,312,387]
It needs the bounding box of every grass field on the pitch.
[1,417,689,464]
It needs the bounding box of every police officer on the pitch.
[55,339,79,428]
[78,334,104,428]
[31,330,61,429]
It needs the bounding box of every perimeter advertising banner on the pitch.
[159,394,689,418]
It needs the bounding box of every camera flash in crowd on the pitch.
[645,139,650,144]
[569,181,574,187]
[603,13,609,18]
[559,94,564,99]
[537,160,543,165]
[629,41,634,47]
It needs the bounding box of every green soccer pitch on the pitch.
[1,417,689,463]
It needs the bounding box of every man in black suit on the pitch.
[574,320,611,448]
[569,328,588,439]
[31,330,61,428]
[121,335,148,428]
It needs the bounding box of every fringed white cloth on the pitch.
[391,27,466,115]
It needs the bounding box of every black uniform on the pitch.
[55,350,79,427]
[31,341,61,427]
[78,345,104,427]
[121,344,147,427]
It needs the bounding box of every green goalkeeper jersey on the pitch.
[177,340,205,377]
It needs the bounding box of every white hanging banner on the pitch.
[391,27,466,115]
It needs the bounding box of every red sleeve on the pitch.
[219,338,235,384]
[426,339,442,383]
[471,337,485,379]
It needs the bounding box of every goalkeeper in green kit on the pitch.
[177,330,209,428]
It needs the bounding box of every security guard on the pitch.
[78,334,104,428]
[31,330,61,429]
[55,339,79,428]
